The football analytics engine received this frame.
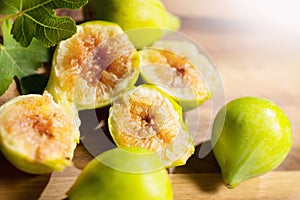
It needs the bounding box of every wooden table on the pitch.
[1,1,300,199]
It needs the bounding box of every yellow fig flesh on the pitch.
[0,92,79,174]
[46,21,140,110]
[139,48,211,111]
[108,85,194,167]
[152,40,220,94]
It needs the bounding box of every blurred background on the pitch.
[162,0,300,170]
[163,0,300,64]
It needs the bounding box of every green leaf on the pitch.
[0,0,20,15]
[0,0,88,47]
[0,19,50,96]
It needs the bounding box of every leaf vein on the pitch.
[20,0,54,13]
[2,48,27,77]
[22,13,73,34]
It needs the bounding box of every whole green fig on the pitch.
[211,97,292,188]
[67,147,173,200]
[83,0,181,48]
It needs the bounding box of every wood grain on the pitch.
[171,172,300,200]
[2,166,300,200]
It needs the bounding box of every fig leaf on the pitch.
[0,0,88,47]
[0,19,50,96]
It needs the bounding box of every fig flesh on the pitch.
[46,20,140,110]
[152,40,219,94]
[0,91,79,174]
[139,47,211,111]
[108,85,194,167]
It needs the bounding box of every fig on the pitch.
[83,0,181,48]
[211,97,292,188]
[0,91,79,174]
[152,40,220,94]
[67,147,173,200]
[46,20,140,110]
[139,47,211,111]
[108,85,195,167]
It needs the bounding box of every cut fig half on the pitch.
[108,85,194,167]
[0,91,79,174]
[152,40,220,94]
[46,20,140,110]
[139,47,211,111]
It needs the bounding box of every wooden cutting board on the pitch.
[1,144,300,200]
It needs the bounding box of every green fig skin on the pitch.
[67,148,173,200]
[211,97,292,188]
[0,144,71,174]
[83,0,181,48]
[84,0,180,31]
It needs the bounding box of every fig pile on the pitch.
[0,8,212,198]
[44,19,209,168]
[0,0,293,199]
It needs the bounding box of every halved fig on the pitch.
[139,46,211,111]
[0,91,79,174]
[152,40,219,94]
[46,20,140,110]
[108,85,194,167]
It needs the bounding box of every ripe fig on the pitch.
[139,47,211,111]
[67,147,173,200]
[83,0,181,48]
[108,85,194,167]
[211,97,292,188]
[152,40,219,94]
[0,92,79,174]
[46,20,140,110]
